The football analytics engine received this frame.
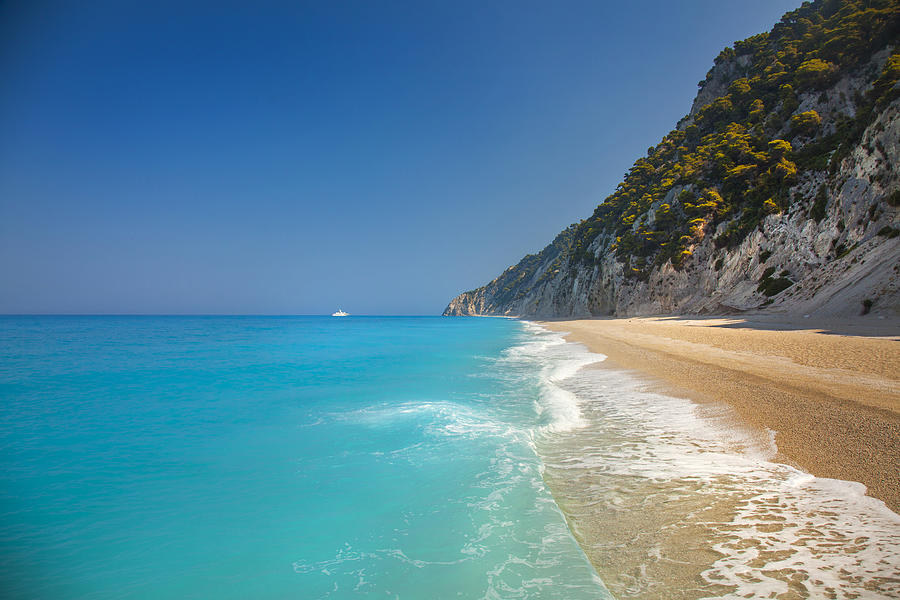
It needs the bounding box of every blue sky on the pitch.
[0,0,800,314]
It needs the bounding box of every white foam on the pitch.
[701,467,900,598]
[497,321,607,435]
[517,324,900,598]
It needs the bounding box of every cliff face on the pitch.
[445,2,900,319]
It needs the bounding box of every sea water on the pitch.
[0,316,608,599]
[1,317,898,599]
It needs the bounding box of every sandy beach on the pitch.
[539,315,900,512]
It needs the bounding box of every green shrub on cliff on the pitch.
[791,110,822,135]
[796,59,838,87]
[809,184,829,221]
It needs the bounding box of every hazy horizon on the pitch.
[1,0,800,315]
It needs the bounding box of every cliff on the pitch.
[445,0,900,319]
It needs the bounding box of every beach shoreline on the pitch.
[537,315,900,512]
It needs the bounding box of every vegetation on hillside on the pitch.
[558,0,900,280]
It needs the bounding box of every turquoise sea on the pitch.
[0,316,610,599]
[3,316,900,599]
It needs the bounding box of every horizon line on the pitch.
[0,313,446,317]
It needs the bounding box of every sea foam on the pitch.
[520,322,900,599]
[498,321,606,434]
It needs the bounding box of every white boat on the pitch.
[331,309,349,317]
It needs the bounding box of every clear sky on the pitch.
[0,0,801,315]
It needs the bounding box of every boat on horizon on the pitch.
[331,309,349,317]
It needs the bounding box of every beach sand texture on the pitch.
[539,316,900,512]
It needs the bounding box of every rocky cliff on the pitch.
[445,0,900,319]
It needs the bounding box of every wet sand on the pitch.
[538,315,900,512]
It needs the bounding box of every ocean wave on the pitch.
[335,399,521,444]
[496,321,606,435]
[291,331,613,598]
